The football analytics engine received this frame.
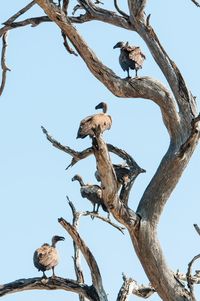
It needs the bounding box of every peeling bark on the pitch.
[1,1,200,301]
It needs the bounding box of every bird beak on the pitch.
[95,103,102,110]
[113,44,117,49]
[58,236,65,241]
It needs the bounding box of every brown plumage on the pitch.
[113,41,146,77]
[95,163,131,186]
[76,102,112,139]
[72,174,108,214]
[33,235,65,277]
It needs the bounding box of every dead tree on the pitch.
[0,1,200,301]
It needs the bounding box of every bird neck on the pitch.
[102,103,107,113]
[78,177,85,187]
[51,241,57,248]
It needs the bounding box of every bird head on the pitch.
[95,102,107,113]
[113,41,126,49]
[72,174,82,182]
[51,235,65,247]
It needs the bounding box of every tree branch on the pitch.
[0,31,11,97]
[92,134,139,229]
[41,125,93,168]
[190,0,200,7]
[3,1,36,25]
[128,0,147,20]
[194,224,200,236]
[58,217,108,301]
[81,211,126,233]
[62,0,69,13]
[117,274,155,300]
[76,0,132,29]
[117,274,136,301]
[67,199,86,301]
[35,1,182,141]
[61,31,78,56]
[113,0,129,18]
[0,277,100,301]
[0,17,51,37]
[186,254,200,301]
[41,125,145,202]
[133,20,198,125]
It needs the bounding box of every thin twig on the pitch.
[67,196,125,234]
[190,0,200,7]
[113,0,129,18]
[186,254,200,301]
[41,125,93,168]
[0,32,11,97]
[0,17,51,37]
[3,1,36,25]
[194,224,200,236]
[67,198,86,301]
[146,14,151,27]
[81,211,125,234]
[62,0,70,13]
[61,31,78,56]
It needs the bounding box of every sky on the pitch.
[0,1,200,301]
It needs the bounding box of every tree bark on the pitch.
[1,1,199,300]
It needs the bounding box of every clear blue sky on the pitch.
[0,1,200,300]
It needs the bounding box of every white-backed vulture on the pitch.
[72,174,108,214]
[76,102,112,139]
[33,235,65,277]
[113,41,146,77]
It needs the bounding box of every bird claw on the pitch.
[41,277,48,284]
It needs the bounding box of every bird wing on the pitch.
[35,245,58,270]
[128,47,146,68]
[77,114,95,138]
[80,184,102,204]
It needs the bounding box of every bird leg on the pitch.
[135,69,138,78]
[52,267,56,278]
[91,204,96,219]
[95,204,100,214]
[42,271,47,278]
[126,69,131,78]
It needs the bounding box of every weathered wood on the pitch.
[58,217,108,301]
[0,277,100,301]
[1,1,200,301]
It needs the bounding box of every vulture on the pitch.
[72,174,108,214]
[95,163,131,187]
[76,102,112,139]
[33,235,65,277]
[113,41,146,77]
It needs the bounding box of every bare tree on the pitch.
[0,1,200,301]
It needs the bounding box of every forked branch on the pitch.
[186,254,200,301]
[58,217,108,301]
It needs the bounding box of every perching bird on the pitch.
[72,174,108,214]
[95,163,131,186]
[113,41,146,77]
[33,235,65,277]
[76,102,112,139]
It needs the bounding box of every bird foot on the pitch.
[41,277,48,284]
